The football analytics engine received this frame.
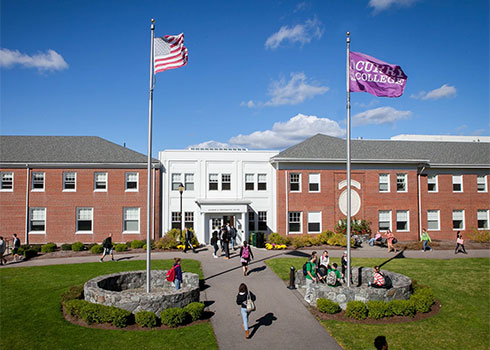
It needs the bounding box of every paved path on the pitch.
[2,245,488,350]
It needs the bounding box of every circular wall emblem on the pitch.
[339,189,361,216]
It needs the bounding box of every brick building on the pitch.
[271,134,489,240]
[0,136,161,245]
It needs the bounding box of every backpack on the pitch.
[327,270,337,286]
[166,266,176,282]
[242,246,249,259]
[302,261,310,276]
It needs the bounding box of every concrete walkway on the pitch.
[2,245,488,350]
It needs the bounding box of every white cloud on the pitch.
[410,84,457,100]
[0,48,68,72]
[265,18,323,50]
[240,100,256,108]
[352,106,412,126]
[229,113,345,149]
[368,0,418,13]
[264,72,329,106]
[187,140,234,149]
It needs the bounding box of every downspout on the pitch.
[25,165,30,244]
[152,165,156,240]
[285,170,289,236]
[417,165,426,240]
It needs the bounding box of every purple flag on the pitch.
[349,51,407,97]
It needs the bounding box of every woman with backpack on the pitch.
[173,257,183,290]
[236,283,256,339]
[211,229,219,258]
[240,240,254,276]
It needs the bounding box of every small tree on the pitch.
[335,218,372,236]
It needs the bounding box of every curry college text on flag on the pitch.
[349,51,407,97]
[154,33,188,74]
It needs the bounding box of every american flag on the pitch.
[154,33,188,74]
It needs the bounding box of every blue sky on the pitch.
[1,0,489,155]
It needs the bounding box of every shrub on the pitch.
[61,285,84,303]
[142,241,156,250]
[411,286,434,313]
[184,302,205,321]
[64,299,89,318]
[23,248,38,260]
[309,235,323,246]
[345,301,368,320]
[366,300,389,319]
[267,233,289,246]
[290,235,312,249]
[71,242,85,251]
[161,307,187,327]
[335,218,372,236]
[80,303,112,325]
[90,244,104,254]
[156,234,179,250]
[135,311,158,328]
[41,242,57,253]
[388,300,416,317]
[131,240,145,249]
[109,307,132,328]
[316,298,341,314]
[468,228,490,243]
[61,243,72,251]
[318,231,335,244]
[114,243,128,252]
[26,244,42,253]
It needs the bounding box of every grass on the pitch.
[0,259,217,350]
[265,257,490,350]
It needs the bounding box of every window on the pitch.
[257,174,267,191]
[452,210,465,230]
[63,172,76,191]
[209,174,218,191]
[477,175,487,192]
[308,173,320,192]
[1,172,13,190]
[477,210,489,229]
[171,173,182,191]
[211,218,222,230]
[184,173,194,191]
[171,212,181,230]
[30,208,46,232]
[125,172,138,191]
[245,174,255,191]
[396,210,409,231]
[248,211,255,231]
[77,208,93,232]
[427,210,440,231]
[123,208,140,232]
[290,173,301,192]
[258,211,267,231]
[94,172,107,191]
[379,174,389,192]
[396,173,407,192]
[427,175,437,192]
[307,212,321,233]
[32,172,45,191]
[184,212,194,229]
[222,174,231,191]
[452,175,463,192]
[288,212,302,233]
[378,210,391,231]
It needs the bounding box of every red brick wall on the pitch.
[0,167,161,245]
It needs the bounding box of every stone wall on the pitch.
[295,266,412,309]
[84,270,199,316]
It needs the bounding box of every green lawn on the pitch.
[266,257,490,350]
[0,260,217,350]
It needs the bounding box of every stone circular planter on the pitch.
[84,270,200,316]
[295,266,412,310]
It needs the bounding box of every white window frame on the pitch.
[307,211,321,233]
[477,210,489,230]
[258,211,267,231]
[477,175,487,192]
[290,173,301,192]
[0,172,14,191]
[125,172,138,192]
[257,173,267,191]
[94,172,108,192]
[452,209,465,230]
[396,210,409,232]
[396,173,407,192]
[184,173,194,191]
[288,211,302,234]
[32,172,45,191]
[427,174,438,192]
[308,173,320,193]
[221,173,231,191]
[245,174,255,191]
[427,210,440,231]
[184,211,194,229]
[171,173,182,191]
[62,172,76,192]
[248,210,256,231]
[171,212,181,230]
[452,175,463,192]
[379,173,390,192]
[76,208,93,234]
[378,210,392,231]
[29,207,46,234]
[209,173,219,191]
[123,207,140,233]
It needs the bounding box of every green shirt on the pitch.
[420,231,431,242]
[305,261,317,280]
[327,268,342,286]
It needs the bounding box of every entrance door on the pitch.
[209,217,222,235]
[222,215,235,227]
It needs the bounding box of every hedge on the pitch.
[72,242,85,251]
[160,307,187,327]
[90,244,104,254]
[366,300,390,319]
[41,242,57,253]
[135,311,158,328]
[345,301,368,320]
[61,285,84,304]
[184,302,205,321]
[316,298,341,314]
[130,240,145,249]
[387,300,416,317]
[61,243,72,251]
[114,244,128,252]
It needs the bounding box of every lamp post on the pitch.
[178,183,185,235]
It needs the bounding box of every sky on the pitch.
[1,0,489,155]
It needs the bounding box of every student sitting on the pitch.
[326,263,342,287]
[369,266,386,288]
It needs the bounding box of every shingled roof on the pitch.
[0,136,158,164]
[272,134,490,167]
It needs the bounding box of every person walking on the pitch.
[12,234,22,262]
[173,257,183,290]
[455,231,467,254]
[420,228,432,252]
[240,240,254,276]
[0,236,7,265]
[211,229,219,258]
[183,227,196,253]
[236,283,256,339]
[222,226,231,259]
[304,251,317,303]
[230,224,237,251]
[100,233,115,262]
[384,229,397,253]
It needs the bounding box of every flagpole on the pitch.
[146,19,155,293]
[346,32,351,287]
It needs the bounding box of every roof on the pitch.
[0,136,159,165]
[272,134,490,167]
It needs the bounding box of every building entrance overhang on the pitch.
[195,199,251,214]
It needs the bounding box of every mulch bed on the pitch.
[309,300,442,324]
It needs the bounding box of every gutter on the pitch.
[417,165,426,240]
